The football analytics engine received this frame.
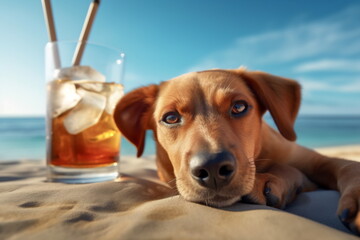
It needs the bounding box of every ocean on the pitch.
[0,115,359,161]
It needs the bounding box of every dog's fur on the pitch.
[114,68,360,233]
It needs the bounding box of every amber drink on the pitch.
[45,42,125,183]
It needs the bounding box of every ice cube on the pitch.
[63,88,106,135]
[48,79,81,118]
[72,81,124,114]
[104,84,124,114]
[73,80,104,93]
[54,65,105,82]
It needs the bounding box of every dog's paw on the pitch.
[243,172,299,209]
[264,178,303,208]
[243,164,311,209]
[337,186,360,235]
[336,162,360,235]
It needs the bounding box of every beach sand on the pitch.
[317,145,360,162]
[0,145,360,240]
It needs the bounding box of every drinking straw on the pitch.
[72,0,101,66]
[42,0,61,69]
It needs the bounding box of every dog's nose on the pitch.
[189,151,236,190]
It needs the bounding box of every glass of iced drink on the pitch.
[45,41,125,183]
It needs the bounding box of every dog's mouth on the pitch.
[177,186,244,207]
[197,194,242,207]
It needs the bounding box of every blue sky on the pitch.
[0,0,359,116]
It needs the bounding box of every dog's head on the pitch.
[114,68,301,207]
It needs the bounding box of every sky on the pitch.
[0,0,359,116]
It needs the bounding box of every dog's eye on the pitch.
[230,101,248,117]
[162,112,181,125]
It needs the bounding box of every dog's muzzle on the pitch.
[189,151,236,191]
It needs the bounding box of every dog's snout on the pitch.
[190,151,236,190]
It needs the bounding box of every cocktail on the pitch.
[42,0,125,183]
[45,42,125,183]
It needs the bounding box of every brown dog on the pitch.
[114,68,360,233]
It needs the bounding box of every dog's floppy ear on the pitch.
[114,85,159,157]
[237,70,301,141]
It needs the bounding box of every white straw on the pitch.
[72,0,100,66]
[41,0,61,69]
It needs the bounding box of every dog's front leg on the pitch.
[289,145,360,234]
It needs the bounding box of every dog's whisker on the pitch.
[247,156,258,164]
[167,178,177,185]
[168,183,179,193]
[255,158,272,163]
[168,187,179,195]
[204,192,210,206]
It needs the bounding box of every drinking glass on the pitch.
[45,41,125,183]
